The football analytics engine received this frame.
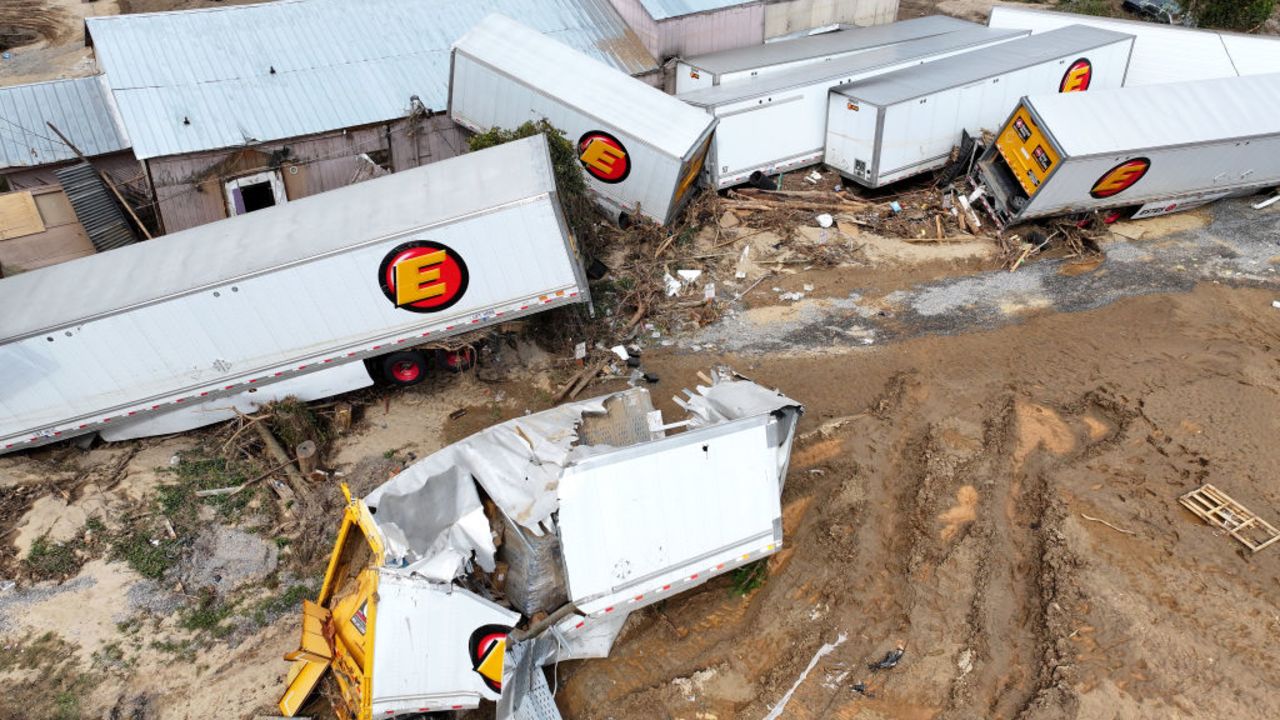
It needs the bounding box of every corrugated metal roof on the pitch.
[453,13,716,159]
[684,15,978,74]
[1028,73,1280,157]
[0,135,556,342]
[85,0,658,160]
[53,162,138,252]
[638,0,756,21]
[679,27,1029,106]
[0,76,130,170]
[835,26,1133,105]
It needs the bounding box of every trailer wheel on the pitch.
[381,351,429,386]
[439,347,476,373]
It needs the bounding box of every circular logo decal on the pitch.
[578,130,631,184]
[377,240,469,313]
[468,624,511,694]
[1090,158,1151,199]
[1060,58,1093,93]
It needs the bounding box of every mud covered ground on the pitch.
[555,281,1280,720]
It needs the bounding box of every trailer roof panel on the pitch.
[682,15,978,75]
[678,27,1029,107]
[453,13,715,159]
[834,25,1133,106]
[0,135,557,342]
[988,6,1280,86]
[1026,72,1280,156]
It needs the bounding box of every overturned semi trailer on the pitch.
[279,369,802,719]
[972,73,1280,226]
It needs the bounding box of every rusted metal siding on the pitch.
[609,0,662,57]
[2,153,141,193]
[656,3,765,58]
[388,114,470,173]
[763,0,900,38]
[148,117,470,234]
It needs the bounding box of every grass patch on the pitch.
[1059,0,1116,16]
[109,526,180,580]
[249,582,318,626]
[179,589,237,639]
[23,518,109,582]
[729,559,769,597]
[0,632,99,720]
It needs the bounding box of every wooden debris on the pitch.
[1080,513,1136,536]
[295,440,318,476]
[333,402,353,433]
[1180,483,1280,553]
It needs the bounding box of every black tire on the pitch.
[380,351,429,386]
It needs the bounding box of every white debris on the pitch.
[816,213,834,228]
[779,291,805,301]
[763,633,847,720]
[704,283,716,301]
[574,342,587,360]
[664,273,682,297]
[610,345,629,361]
[803,284,814,292]
[1273,300,1280,309]
[677,269,703,283]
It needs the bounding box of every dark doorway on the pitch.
[240,181,277,213]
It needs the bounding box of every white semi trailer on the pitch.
[450,13,717,226]
[0,136,589,454]
[678,26,1029,190]
[972,73,1280,225]
[674,15,978,93]
[825,25,1134,188]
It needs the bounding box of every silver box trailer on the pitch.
[0,135,589,454]
[449,14,717,226]
[678,26,1029,191]
[989,6,1280,87]
[674,15,978,94]
[826,26,1134,188]
[973,73,1280,225]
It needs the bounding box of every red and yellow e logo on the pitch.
[1090,158,1151,199]
[378,240,470,313]
[578,130,631,184]
[1060,58,1093,93]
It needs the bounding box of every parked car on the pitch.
[1122,0,1184,24]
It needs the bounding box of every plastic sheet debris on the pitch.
[609,345,629,361]
[816,213,834,228]
[664,272,682,297]
[869,645,905,671]
[889,201,902,214]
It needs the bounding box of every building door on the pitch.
[224,170,287,217]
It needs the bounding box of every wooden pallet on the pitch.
[1179,484,1280,553]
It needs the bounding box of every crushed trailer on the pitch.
[972,73,1280,226]
[0,135,588,454]
[278,369,803,719]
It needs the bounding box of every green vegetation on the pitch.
[24,534,85,581]
[1192,0,1275,30]
[729,559,770,597]
[179,588,236,638]
[109,526,180,580]
[468,120,603,255]
[249,582,317,626]
[1059,0,1116,16]
[0,632,98,720]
